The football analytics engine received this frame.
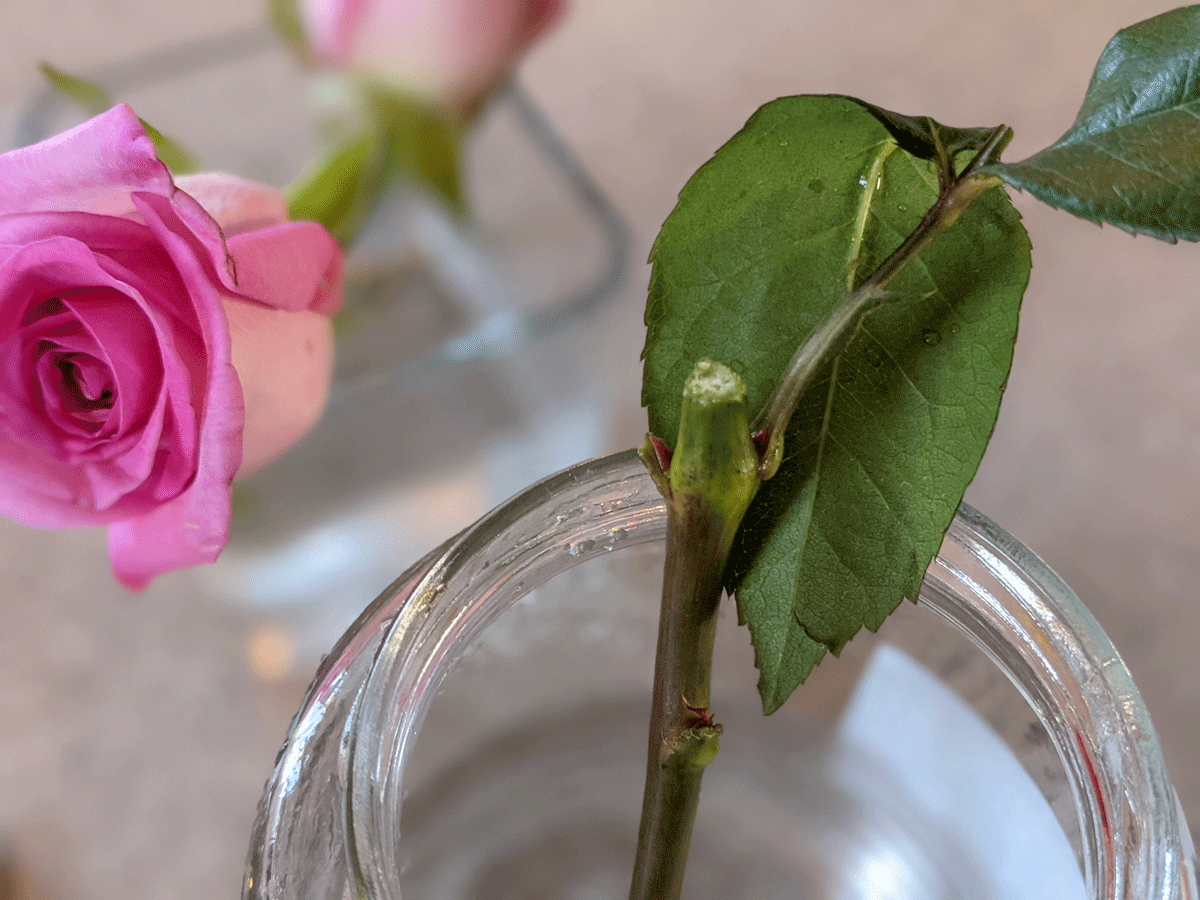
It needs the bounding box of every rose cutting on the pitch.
[0,104,343,589]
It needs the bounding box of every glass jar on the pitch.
[243,449,1197,900]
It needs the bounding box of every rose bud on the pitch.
[293,0,568,110]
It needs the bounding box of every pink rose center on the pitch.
[17,288,158,453]
[49,347,115,427]
[24,295,115,436]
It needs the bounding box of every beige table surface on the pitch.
[1,1,1197,898]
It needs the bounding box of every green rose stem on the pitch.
[630,127,1014,900]
[631,360,760,900]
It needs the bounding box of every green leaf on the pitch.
[39,62,111,113]
[835,95,1000,171]
[986,5,1200,242]
[641,95,1031,713]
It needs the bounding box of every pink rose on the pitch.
[0,105,343,589]
[297,0,568,108]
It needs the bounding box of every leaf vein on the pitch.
[858,327,935,408]
[824,431,908,530]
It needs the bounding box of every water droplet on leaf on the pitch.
[921,328,942,346]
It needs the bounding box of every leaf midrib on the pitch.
[1059,95,1200,149]
[782,357,841,656]
[772,145,941,657]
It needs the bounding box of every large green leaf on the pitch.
[642,95,1031,713]
[987,5,1200,242]
[834,94,1001,170]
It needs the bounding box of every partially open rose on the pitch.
[295,0,568,109]
[0,105,343,589]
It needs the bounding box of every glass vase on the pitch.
[243,449,1197,900]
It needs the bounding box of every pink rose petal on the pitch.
[225,222,343,315]
[0,105,169,218]
[224,299,335,476]
[173,172,288,236]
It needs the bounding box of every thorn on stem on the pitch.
[649,433,673,472]
[751,428,770,460]
[681,696,716,728]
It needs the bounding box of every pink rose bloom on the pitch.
[0,105,343,589]
[298,0,567,107]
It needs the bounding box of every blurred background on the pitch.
[0,1,1197,897]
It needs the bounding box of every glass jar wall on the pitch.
[244,450,1197,900]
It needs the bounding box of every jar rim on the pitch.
[248,449,1195,900]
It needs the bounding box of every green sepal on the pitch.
[266,0,311,62]
[39,62,200,174]
[286,128,388,247]
[287,87,465,248]
[137,119,200,176]
[39,61,110,113]
[366,85,466,214]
